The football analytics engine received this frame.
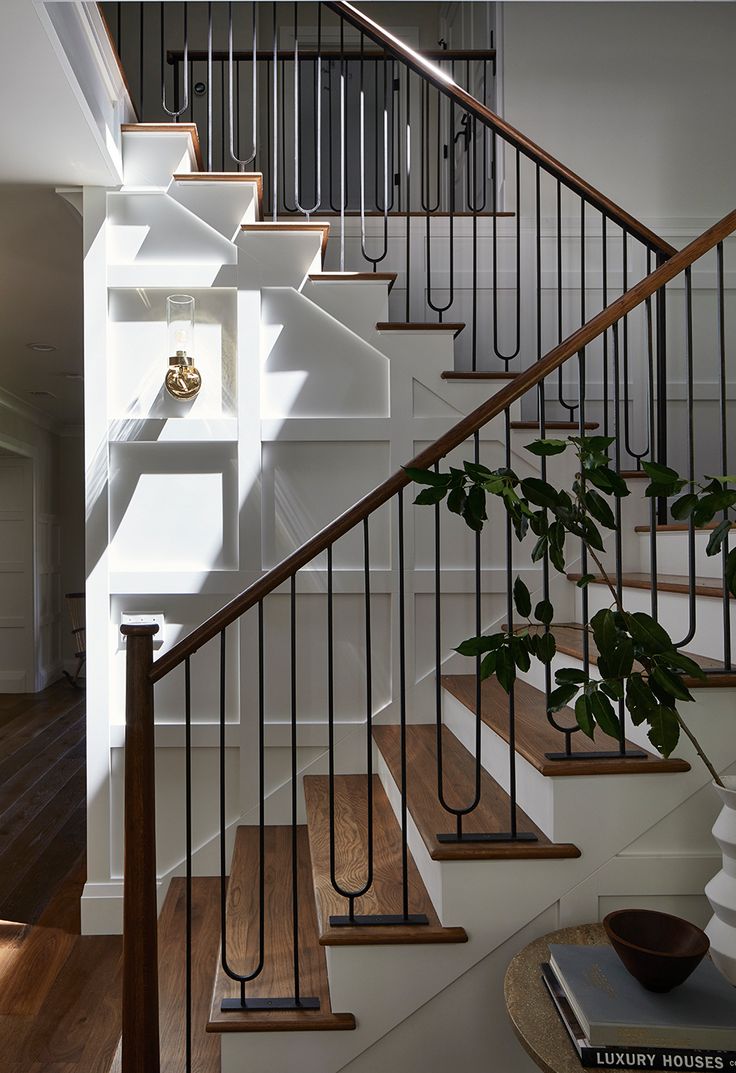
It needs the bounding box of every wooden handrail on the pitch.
[324,1,677,260]
[150,209,736,685]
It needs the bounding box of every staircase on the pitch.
[89,5,736,1073]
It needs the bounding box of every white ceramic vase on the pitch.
[705,775,736,984]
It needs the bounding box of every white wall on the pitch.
[501,2,736,221]
[59,432,85,668]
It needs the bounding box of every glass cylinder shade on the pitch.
[167,294,195,358]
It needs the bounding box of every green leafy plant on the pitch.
[406,437,735,787]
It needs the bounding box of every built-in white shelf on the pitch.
[108,418,238,444]
[107,265,238,290]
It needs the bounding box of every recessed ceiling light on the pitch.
[29,389,57,398]
[27,343,57,352]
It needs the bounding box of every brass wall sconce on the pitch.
[165,294,202,400]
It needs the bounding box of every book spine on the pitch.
[579,1048,736,1071]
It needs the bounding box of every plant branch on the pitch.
[673,709,724,787]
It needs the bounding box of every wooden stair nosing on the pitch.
[510,622,736,688]
[634,522,734,533]
[308,271,397,291]
[619,470,649,479]
[240,221,330,259]
[375,321,465,337]
[510,420,599,430]
[303,773,468,944]
[207,827,356,1033]
[372,724,580,861]
[567,570,733,600]
[441,674,690,777]
[121,122,203,170]
[441,370,520,381]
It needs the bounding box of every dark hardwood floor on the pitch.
[0,682,123,1073]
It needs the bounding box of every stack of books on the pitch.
[542,944,736,1069]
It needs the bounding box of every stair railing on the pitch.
[121,209,735,1072]
[104,0,674,416]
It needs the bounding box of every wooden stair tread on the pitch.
[376,321,465,337]
[208,826,355,1033]
[308,271,397,291]
[515,623,735,687]
[240,221,330,258]
[441,370,520,381]
[303,773,467,942]
[510,420,599,430]
[121,122,203,169]
[372,724,580,861]
[619,470,649,479]
[441,675,690,777]
[634,522,733,533]
[568,571,733,599]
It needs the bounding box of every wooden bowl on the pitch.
[603,909,710,992]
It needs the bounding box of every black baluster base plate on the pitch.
[544,749,648,761]
[436,831,538,843]
[222,996,321,1012]
[328,913,429,927]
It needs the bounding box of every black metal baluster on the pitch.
[601,214,610,436]
[554,183,577,415]
[359,36,389,272]
[228,1,257,168]
[645,278,660,624]
[673,267,698,649]
[294,3,322,216]
[427,89,454,324]
[162,2,189,120]
[207,2,213,171]
[280,56,298,212]
[139,2,144,117]
[404,69,411,321]
[655,252,669,524]
[272,4,278,219]
[220,611,303,1012]
[716,242,732,670]
[339,15,346,268]
[620,233,651,468]
[491,144,521,364]
[397,491,428,919]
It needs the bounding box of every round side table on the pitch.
[504,923,621,1073]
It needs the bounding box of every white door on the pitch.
[0,457,35,692]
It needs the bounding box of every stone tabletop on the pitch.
[504,923,623,1073]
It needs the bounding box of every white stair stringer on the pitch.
[302,276,391,339]
[107,189,237,266]
[120,124,199,187]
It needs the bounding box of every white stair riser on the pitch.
[577,583,735,661]
[637,529,729,578]
[121,129,197,187]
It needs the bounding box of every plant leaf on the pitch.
[576,574,596,588]
[651,664,694,703]
[534,599,554,625]
[521,478,559,510]
[584,489,617,530]
[647,705,680,758]
[706,519,732,557]
[404,467,452,487]
[513,576,532,618]
[575,694,595,739]
[496,646,515,693]
[455,633,505,657]
[480,651,497,680]
[625,612,674,654]
[536,632,557,665]
[415,486,448,506]
[548,683,579,712]
[555,668,587,685]
[524,438,569,457]
[671,493,699,520]
[590,691,621,739]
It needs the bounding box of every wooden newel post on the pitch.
[121,623,161,1073]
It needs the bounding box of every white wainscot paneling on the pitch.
[107,287,236,420]
[261,440,391,569]
[110,744,240,878]
[260,592,392,723]
[110,594,240,725]
[109,442,238,573]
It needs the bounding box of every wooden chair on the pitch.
[63,592,86,687]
